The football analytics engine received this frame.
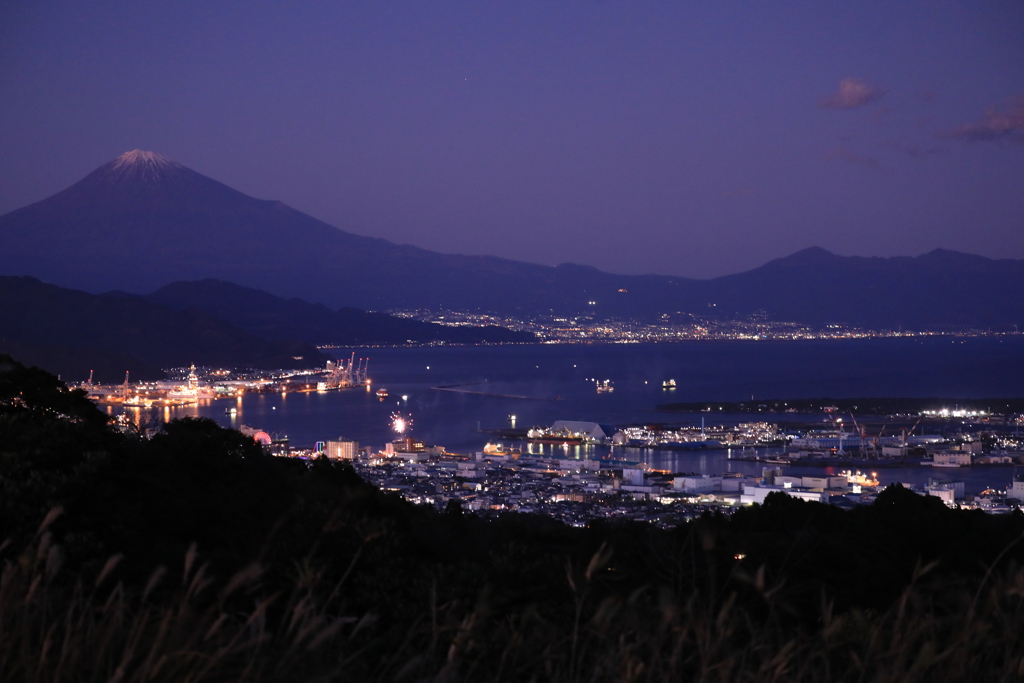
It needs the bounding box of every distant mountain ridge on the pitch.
[1,150,1022,329]
[703,247,1024,329]
[144,279,535,345]
[0,276,329,381]
[0,276,533,380]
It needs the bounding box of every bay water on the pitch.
[126,336,1024,495]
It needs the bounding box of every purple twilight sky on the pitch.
[1,0,1022,279]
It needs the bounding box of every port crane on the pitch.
[323,353,369,389]
[869,423,888,458]
[824,411,849,455]
[118,371,131,399]
[845,410,901,459]
[849,410,867,453]
[901,418,923,448]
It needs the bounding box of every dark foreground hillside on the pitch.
[4,353,1024,682]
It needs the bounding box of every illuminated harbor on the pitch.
[84,338,1024,519]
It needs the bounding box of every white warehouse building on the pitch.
[674,474,723,493]
[741,483,829,505]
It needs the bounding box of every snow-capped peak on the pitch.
[112,149,176,169]
[107,150,185,184]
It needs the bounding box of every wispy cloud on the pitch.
[819,78,887,110]
[939,97,1024,143]
[824,146,883,172]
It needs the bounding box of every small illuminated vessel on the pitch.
[840,470,880,487]
[376,387,389,399]
[483,443,521,459]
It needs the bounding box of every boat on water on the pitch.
[483,443,521,459]
[122,398,153,408]
[662,379,676,389]
[656,440,724,450]
[527,427,585,445]
[596,379,614,393]
[840,470,880,487]
[376,387,389,399]
[529,435,585,445]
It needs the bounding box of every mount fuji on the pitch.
[1,149,643,315]
[0,150,411,308]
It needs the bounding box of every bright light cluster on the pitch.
[391,412,411,434]
[922,408,988,418]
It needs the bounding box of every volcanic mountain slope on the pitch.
[0,276,329,381]
[0,150,386,303]
[2,150,1023,329]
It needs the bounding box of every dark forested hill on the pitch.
[0,276,329,380]
[0,275,531,381]
[144,279,535,345]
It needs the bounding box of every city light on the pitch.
[922,408,987,418]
